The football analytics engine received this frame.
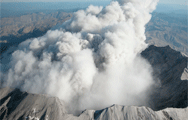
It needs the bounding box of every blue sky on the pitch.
[1,0,187,5]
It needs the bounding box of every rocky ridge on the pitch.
[0,87,187,120]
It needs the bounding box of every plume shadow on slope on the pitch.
[141,45,188,110]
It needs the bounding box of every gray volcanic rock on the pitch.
[0,88,187,120]
[0,87,66,120]
[181,68,188,80]
[92,105,188,120]
[0,87,188,120]
[0,87,92,120]
[141,45,188,110]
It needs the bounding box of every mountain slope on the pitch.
[146,12,188,56]
[0,11,72,54]
[141,45,188,110]
[92,105,188,120]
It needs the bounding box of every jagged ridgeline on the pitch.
[0,0,187,119]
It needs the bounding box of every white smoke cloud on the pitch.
[0,0,158,115]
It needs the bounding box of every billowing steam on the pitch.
[0,0,158,115]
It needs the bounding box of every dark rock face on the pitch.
[0,45,188,120]
[141,45,188,110]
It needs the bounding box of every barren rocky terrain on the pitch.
[146,12,188,56]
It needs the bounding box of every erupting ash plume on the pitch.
[0,0,159,115]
